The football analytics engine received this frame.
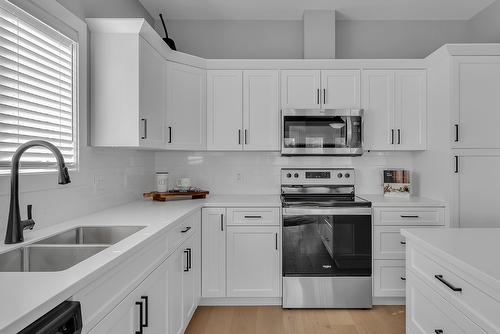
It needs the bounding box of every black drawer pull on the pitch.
[435,275,462,292]
[244,215,262,219]
[435,330,444,334]
[400,276,406,281]
[183,249,190,272]
[135,301,143,334]
[181,226,191,233]
[141,296,149,328]
[400,215,419,218]
[400,241,406,245]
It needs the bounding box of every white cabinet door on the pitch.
[226,226,280,297]
[201,208,226,297]
[373,259,406,297]
[243,70,279,151]
[89,261,167,334]
[321,70,361,109]
[166,62,207,150]
[452,153,500,228]
[452,56,500,149]
[363,70,395,151]
[207,70,243,150]
[166,248,184,334]
[281,70,321,109]
[182,234,198,325]
[395,70,427,150]
[139,37,165,149]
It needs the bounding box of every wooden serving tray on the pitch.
[143,191,209,202]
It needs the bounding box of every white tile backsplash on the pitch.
[155,151,414,195]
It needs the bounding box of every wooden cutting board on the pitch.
[143,191,209,202]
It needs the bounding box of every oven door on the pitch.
[281,109,363,156]
[282,207,371,277]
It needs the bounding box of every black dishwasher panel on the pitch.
[19,301,82,334]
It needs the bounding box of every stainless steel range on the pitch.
[281,168,372,309]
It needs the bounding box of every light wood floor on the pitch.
[185,305,405,334]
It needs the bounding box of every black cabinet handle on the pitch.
[391,129,395,144]
[181,226,191,233]
[168,126,172,143]
[244,215,262,219]
[183,249,190,272]
[141,118,147,139]
[187,248,192,270]
[323,88,326,104]
[454,156,459,173]
[400,241,406,245]
[435,330,444,334]
[454,124,459,142]
[135,301,143,334]
[275,233,278,250]
[397,129,401,144]
[435,275,462,292]
[400,276,406,281]
[141,296,149,328]
[317,89,320,105]
[244,129,248,145]
[238,129,241,145]
[401,215,419,218]
[220,214,224,231]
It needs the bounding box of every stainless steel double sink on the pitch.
[0,226,145,272]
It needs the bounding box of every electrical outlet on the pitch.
[236,173,243,183]
[93,175,105,194]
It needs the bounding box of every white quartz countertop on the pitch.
[358,194,446,207]
[0,195,280,333]
[401,228,500,298]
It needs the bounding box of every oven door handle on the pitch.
[283,207,372,216]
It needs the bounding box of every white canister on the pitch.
[156,172,169,193]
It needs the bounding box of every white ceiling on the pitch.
[139,0,496,21]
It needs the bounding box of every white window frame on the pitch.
[0,0,82,174]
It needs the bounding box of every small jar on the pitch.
[156,172,169,193]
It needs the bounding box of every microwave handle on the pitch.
[346,116,353,148]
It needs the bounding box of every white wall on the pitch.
[157,18,472,59]
[155,151,414,195]
[469,0,500,42]
[0,0,156,239]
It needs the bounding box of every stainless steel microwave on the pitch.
[281,109,364,156]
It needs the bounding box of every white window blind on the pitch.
[0,0,77,170]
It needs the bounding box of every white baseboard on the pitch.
[199,297,282,306]
[373,297,405,305]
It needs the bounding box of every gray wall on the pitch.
[159,18,472,59]
[57,0,153,25]
[469,0,500,42]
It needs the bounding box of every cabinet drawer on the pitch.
[374,226,406,259]
[409,245,500,332]
[227,208,279,226]
[407,272,486,334]
[374,207,444,226]
[373,260,406,297]
[166,210,200,255]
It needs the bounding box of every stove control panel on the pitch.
[281,168,355,185]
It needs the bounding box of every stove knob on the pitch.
[286,173,292,178]
[294,173,299,178]
[337,173,343,178]
[345,173,350,178]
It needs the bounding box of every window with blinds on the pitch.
[0,0,77,171]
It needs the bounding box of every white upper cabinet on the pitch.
[395,70,427,150]
[90,35,166,148]
[363,70,395,151]
[166,62,207,150]
[243,70,280,151]
[207,70,243,150]
[452,56,500,149]
[321,70,361,109]
[281,70,321,108]
[207,70,279,151]
[281,70,360,109]
[363,69,427,151]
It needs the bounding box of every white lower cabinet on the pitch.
[226,225,280,297]
[86,211,201,334]
[201,207,281,300]
[372,205,445,300]
[89,260,167,334]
